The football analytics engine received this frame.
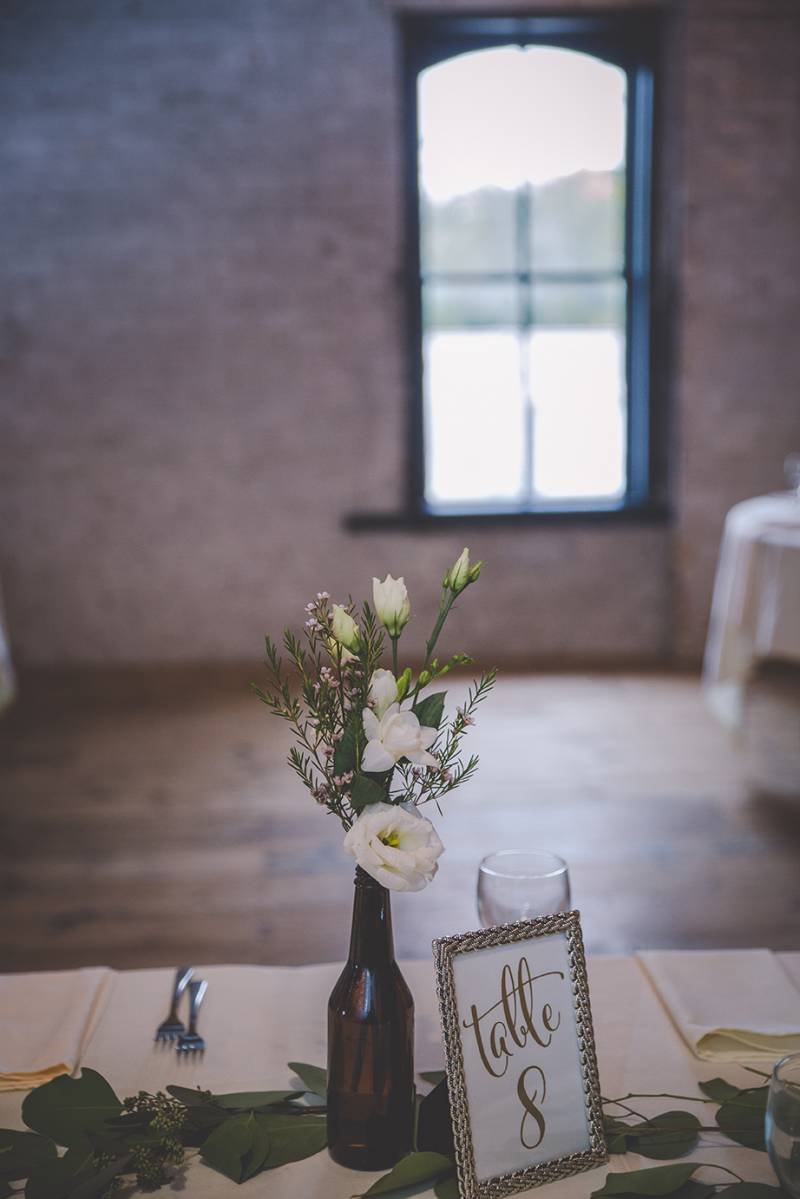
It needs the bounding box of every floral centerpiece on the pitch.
[255,548,494,1170]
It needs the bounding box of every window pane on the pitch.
[424,330,525,505]
[421,189,516,273]
[423,280,517,330]
[528,328,626,499]
[532,279,625,327]
[531,169,625,271]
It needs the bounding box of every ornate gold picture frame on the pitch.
[432,910,607,1199]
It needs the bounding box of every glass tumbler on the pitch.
[477,850,571,927]
[766,1052,800,1198]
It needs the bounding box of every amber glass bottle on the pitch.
[327,867,415,1170]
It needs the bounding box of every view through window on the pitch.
[418,44,632,511]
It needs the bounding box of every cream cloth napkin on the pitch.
[637,949,800,1062]
[0,967,113,1091]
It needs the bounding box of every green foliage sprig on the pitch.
[1,1065,785,1199]
[254,550,495,830]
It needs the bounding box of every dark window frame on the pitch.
[348,9,667,531]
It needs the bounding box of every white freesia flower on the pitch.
[369,669,398,719]
[331,604,360,651]
[361,701,438,773]
[372,574,411,637]
[343,802,444,891]
[443,546,483,594]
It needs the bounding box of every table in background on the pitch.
[2,955,797,1198]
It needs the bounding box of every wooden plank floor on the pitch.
[1,666,798,971]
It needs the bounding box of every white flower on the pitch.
[361,702,438,773]
[343,802,444,891]
[369,669,399,719]
[331,604,360,651]
[372,574,411,637]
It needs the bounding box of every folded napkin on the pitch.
[637,949,800,1062]
[0,967,113,1091]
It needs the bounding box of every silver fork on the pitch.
[154,966,194,1043]
[177,979,208,1054]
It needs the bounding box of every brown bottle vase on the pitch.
[327,866,415,1170]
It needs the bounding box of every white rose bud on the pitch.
[343,802,444,892]
[331,604,360,652]
[372,574,411,637]
[443,547,483,594]
[369,669,399,719]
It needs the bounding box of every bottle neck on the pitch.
[348,867,395,967]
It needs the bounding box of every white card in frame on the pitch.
[432,910,607,1199]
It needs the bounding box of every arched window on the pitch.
[403,15,658,519]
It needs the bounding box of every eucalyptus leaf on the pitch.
[362,1151,454,1196]
[287,1062,327,1100]
[634,1111,701,1159]
[350,774,387,807]
[24,1141,124,1199]
[413,692,446,731]
[257,1113,327,1170]
[214,1090,304,1111]
[22,1070,122,1149]
[698,1078,743,1103]
[614,1186,714,1199]
[715,1186,787,1197]
[419,1071,446,1088]
[591,1163,698,1196]
[433,1175,459,1199]
[417,1080,454,1159]
[716,1089,767,1151]
[0,1130,56,1181]
[165,1085,214,1108]
[201,1113,264,1184]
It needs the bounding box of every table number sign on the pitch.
[433,911,606,1198]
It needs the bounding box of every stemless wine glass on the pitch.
[477,850,571,927]
[766,1053,800,1198]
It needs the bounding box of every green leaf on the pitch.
[350,773,386,807]
[634,1111,701,1159]
[257,1113,327,1170]
[717,1187,787,1198]
[698,1078,743,1103]
[287,1062,327,1100]
[25,1141,125,1199]
[334,714,360,777]
[362,1151,454,1196]
[413,692,446,731]
[0,1130,57,1181]
[22,1069,122,1149]
[419,1071,446,1088]
[214,1090,304,1111]
[617,1187,714,1199]
[201,1112,269,1184]
[165,1085,214,1108]
[716,1089,768,1151]
[417,1080,454,1159]
[434,1176,459,1199]
[591,1164,699,1197]
[603,1115,634,1154]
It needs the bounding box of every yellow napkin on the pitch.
[637,949,800,1062]
[0,967,113,1091]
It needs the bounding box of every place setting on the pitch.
[3,552,800,1199]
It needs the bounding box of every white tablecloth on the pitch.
[1,955,796,1198]
[704,493,800,727]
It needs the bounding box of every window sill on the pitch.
[345,500,670,531]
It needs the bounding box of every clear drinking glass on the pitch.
[477,850,571,927]
[766,1053,800,1197]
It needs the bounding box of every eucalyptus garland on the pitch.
[0,1064,786,1199]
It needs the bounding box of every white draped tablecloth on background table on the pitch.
[704,492,800,728]
[1,954,798,1198]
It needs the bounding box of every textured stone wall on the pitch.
[0,0,797,666]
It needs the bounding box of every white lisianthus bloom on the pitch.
[369,669,399,719]
[361,702,438,773]
[343,802,444,891]
[331,604,360,651]
[372,574,411,637]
